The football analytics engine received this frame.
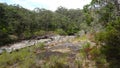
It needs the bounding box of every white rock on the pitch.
[0,49,3,54]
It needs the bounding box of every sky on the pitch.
[0,0,92,11]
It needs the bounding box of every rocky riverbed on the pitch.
[0,35,76,54]
[0,35,97,68]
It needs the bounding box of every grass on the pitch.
[0,46,83,68]
[1,36,102,68]
[0,47,34,68]
[78,40,108,68]
[89,47,108,68]
[72,35,87,43]
[43,56,69,68]
[0,42,46,68]
[36,42,46,50]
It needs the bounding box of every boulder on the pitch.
[76,30,86,37]
[0,49,3,54]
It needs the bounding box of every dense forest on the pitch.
[0,3,85,45]
[0,0,120,67]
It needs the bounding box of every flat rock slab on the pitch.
[0,36,76,53]
[0,49,3,54]
[47,42,82,54]
[51,48,71,53]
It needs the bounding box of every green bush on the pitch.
[8,35,18,41]
[0,47,35,68]
[34,30,46,36]
[96,17,120,67]
[43,56,68,68]
[95,31,107,43]
[23,31,32,39]
[36,42,45,50]
[55,29,67,35]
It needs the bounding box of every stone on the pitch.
[77,30,85,37]
[6,48,12,53]
[0,49,3,54]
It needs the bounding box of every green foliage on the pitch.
[95,31,107,43]
[23,31,32,39]
[86,0,120,67]
[8,35,18,41]
[34,30,46,36]
[36,42,46,50]
[80,42,91,58]
[0,47,35,68]
[55,29,67,35]
[0,42,47,68]
[96,17,120,67]
[0,1,119,67]
[83,42,91,49]
[90,47,107,67]
[43,56,68,68]
[0,3,84,45]
[75,59,82,68]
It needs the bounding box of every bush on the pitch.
[36,42,45,50]
[34,30,46,36]
[96,17,120,67]
[0,47,35,68]
[43,56,68,68]
[23,31,32,39]
[55,29,67,35]
[95,31,107,43]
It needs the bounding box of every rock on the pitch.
[6,48,12,53]
[0,35,76,53]
[51,35,61,41]
[0,49,3,54]
[76,30,86,37]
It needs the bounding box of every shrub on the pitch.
[23,31,32,39]
[34,30,46,36]
[43,56,68,68]
[0,47,35,68]
[36,42,45,50]
[55,29,67,35]
[96,17,120,67]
